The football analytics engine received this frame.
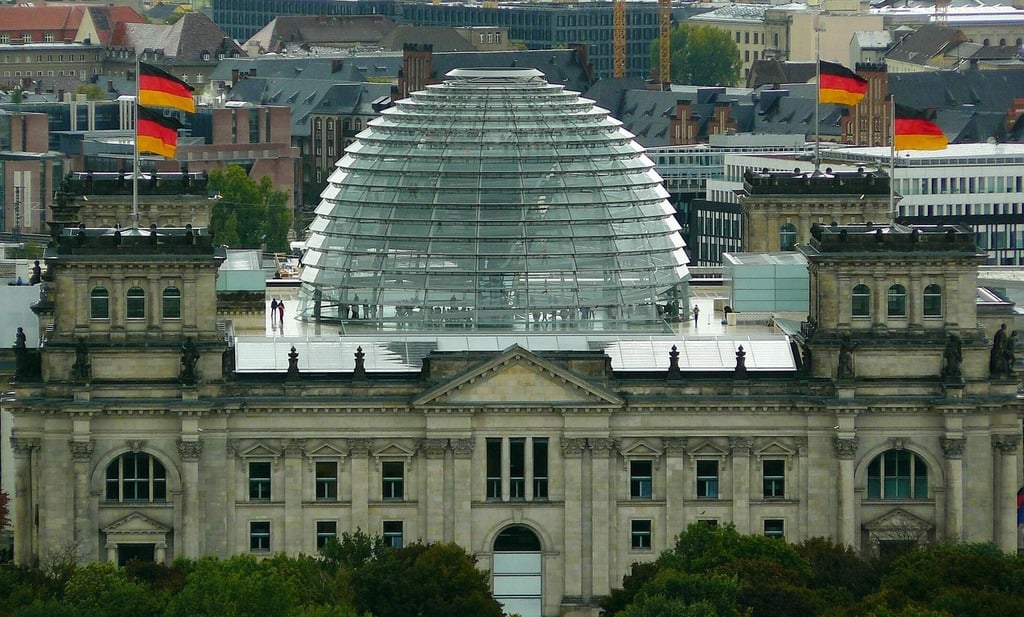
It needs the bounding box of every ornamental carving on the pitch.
[561,437,589,458]
[832,437,858,459]
[729,437,754,455]
[177,439,203,462]
[991,434,1020,454]
[127,440,146,453]
[11,437,41,457]
[69,440,94,462]
[662,437,687,456]
[450,438,474,458]
[940,437,966,459]
[283,438,306,457]
[420,438,449,458]
[348,438,372,456]
[589,438,617,457]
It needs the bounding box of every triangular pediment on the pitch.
[373,442,415,459]
[102,512,171,535]
[238,443,280,458]
[688,440,728,457]
[412,345,623,408]
[863,508,933,533]
[621,440,662,458]
[755,441,797,458]
[306,442,347,458]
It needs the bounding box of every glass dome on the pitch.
[298,68,689,332]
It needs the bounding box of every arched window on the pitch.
[923,284,942,317]
[127,286,145,319]
[852,284,871,317]
[887,284,907,317]
[162,286,181,320]
[867,449,928,500]
[105,452,167,502]
[90,286,109,319]
[779,222,797,251]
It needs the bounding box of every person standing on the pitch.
[270,298,279,326]
[277,298,285,328]
[692,304,700,324]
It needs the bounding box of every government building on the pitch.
[5,69,1023,617]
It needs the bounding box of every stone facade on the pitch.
[5,222,1023,617]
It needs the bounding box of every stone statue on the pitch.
[180,337,199,385]
[990,323,1010,377]
[15,326,26,350]
[29,260,41,285]
[72,337,91,383]
[941,334,963,381]
[837,335,855,380]
[286,345,300,381]
[1004,330,1018,375]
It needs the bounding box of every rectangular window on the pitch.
[764,519,785,538]
[630,460,653,499]
[630,519,652,550]
[382,461,404,500]
[762,459,785,498]
[250,521,270,551]
[248,461,271,500]
[696,460,719,498]
[486,438,501,499]
[533,438,548,499]
[383,520,404,548]
[315,520,337,550]
[315,461,338,501]
[509,438,526,499]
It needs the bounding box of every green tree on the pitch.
[63,562,161,617]
[348,542,503,617]
[163,555,301,617]
[208,165,291,251]
[74,84,106,101]
[0,490,8,531]
[649,25,742,86]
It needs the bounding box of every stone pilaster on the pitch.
[349,438,372,533]
[588,438,616,599]
[832,437,858,547]
[421,438,448,542]
[663,437,687,537]
[69,440,94,560]
[451,438,473,548]
[11,438,40,565]
[177,438,203,558]
[729,437,753,534]
[561,437,588,602]
[283,438,305,553]
[940,437,965,542]
[991,434,1020,552]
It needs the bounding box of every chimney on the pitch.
[107,80,115,93]
[231,68,239,86]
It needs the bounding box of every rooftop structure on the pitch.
[298,67,690,331]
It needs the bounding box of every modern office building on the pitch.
[4,68,1022,617]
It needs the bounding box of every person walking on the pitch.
[277,298,285,328]
[270,298,279,326]
[692,304,700,324]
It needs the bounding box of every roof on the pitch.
[852,30,893,50]
[84,5,146,46]
[118,13,241,63]
[746,60,816,89]
[378,25,476,53]
[245,15,398,54]
[886,24,967,65]
[0,6,84,34]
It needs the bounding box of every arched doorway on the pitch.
[493,525,542,617]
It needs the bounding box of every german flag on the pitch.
[819,60,868,107]
[139,62,195,113]
[137,105,183,158]
[894,104,948,151]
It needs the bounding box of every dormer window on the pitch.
[202,51,211,62]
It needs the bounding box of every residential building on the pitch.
[0,111,63,236]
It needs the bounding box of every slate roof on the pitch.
[886,24,966,65]
[245,15,398,54]
[888,67,1024,114]
[118,13,242,63]
[378,25,476,53]
[146,2,183,23]
[747,60,816,89]
[86,5,146,46]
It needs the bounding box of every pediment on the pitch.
[306,442,347,458]
[688,440,728,457]
[373,442,415,459]
[863,508,933,533]
[620,440,662,458]
[755,441,798,468]
[237,443,280,459]
[412,345,623,408]
[102,512,171,536]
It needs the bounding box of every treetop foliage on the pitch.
[649,24,742,87]
[208,164,292,252]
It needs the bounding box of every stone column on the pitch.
[832,437,858,548]
[525,437,535,502]
[349,439,372,534]
[730,437,753,534]
[940,437,965,542]
[155,541,167,564]
[451,439,474,548]
[836,274,851,328]
[11,438,40,565]
[992,434,1020,552]
[69,440,95,560]
[501,436,511,501]
[177,439,203,559]
[421,438,448,542]
[588,438,615,600]
[182,273,198,332]
[282,439,305,552]
[561,438,588,604]
[147,274,160,329]
[872,274,886,329]
[908,274,922,328]
[106,542,117,564]
[663,438,687,537]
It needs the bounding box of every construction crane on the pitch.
[613,0,671,86]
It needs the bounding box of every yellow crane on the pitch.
[613,0,671,86]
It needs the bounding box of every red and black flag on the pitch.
[894,104,948,151]
[819,60,868,107]
[137,105,183,158]
[139,61,195,113]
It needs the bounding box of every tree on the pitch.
[208,165,291,251]
[0,490,8,532]
[649,25,742,86]
[74,84,106,101]
[163,555,302,617]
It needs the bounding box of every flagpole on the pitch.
[889,94,896,221]
[133,51,140,230]
[813,12,821,174]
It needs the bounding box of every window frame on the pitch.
[90,286,110,320]
[629,459,653,500]
[104,452,167,503]
[162,286,181,320]
[762,459,785,499]
[248,461,272,501]
[486,438,501,500]
[250,521,271,552]
[509,437,526,499]
[126,285,146,320]
[764,519,785,538]
[532,437,549,499]
[315,520,337,550]
[314,460,338,501]
[852,283,871,318]
[696,459,719,499]
[867,449,929,500]
[923,284,942,318]
[630,519,652,550]
[381,460,404,500]
[383,520,404,548]
[779,222,797,251]
[887,284,907,318]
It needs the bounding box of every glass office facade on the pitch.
[299,68,689,331]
